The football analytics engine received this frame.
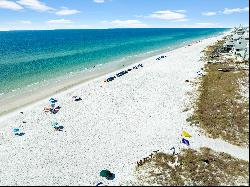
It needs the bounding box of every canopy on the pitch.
[13,128,20,133]
[182,130,192,138]
[49,98,57,103]
[100,170,111,177]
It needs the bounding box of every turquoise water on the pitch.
[0,28,227,95]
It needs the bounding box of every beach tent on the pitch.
[182,130,192,138]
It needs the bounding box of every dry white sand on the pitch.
[0,32,248,186]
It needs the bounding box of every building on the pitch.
[222,26,249,61]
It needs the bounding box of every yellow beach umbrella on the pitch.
[182,130,192,138]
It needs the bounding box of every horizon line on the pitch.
[0,27,233,32]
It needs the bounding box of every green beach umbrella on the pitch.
[100,170,111,178]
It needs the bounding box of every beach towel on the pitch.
[44,105,52,112]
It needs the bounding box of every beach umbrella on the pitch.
[49,98,54,102]
[182,130,192,138]
[100,170,112,178]
[49,98,57,104]
[13,128,20,135]
[13,128,20,133]
[182,138,190,146]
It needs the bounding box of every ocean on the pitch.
[0,28,227,97]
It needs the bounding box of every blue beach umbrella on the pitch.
[13,128,20,135]
[182,138,190,146]
[49,98,57,104]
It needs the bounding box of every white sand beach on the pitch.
[0,32,248,186]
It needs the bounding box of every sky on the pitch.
[0,0,249,30]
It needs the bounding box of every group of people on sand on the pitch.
[44,96,82,131]
[43,98,61,114]
[104,63,143,83]
[41,98,64,131]
[156,55,167,61]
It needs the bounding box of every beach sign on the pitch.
[182,130,192,138]
[182,138,190,146]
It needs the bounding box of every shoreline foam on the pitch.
[0,31,228,117]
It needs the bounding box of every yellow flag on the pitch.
[182,130,192,138]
